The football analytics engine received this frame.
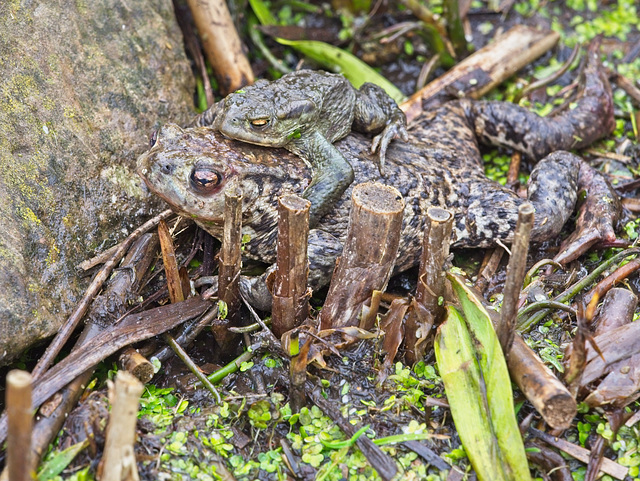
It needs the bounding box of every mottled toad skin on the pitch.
[194,70,408,226]
[138,49,619,308]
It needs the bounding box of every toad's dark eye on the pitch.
[149,130,158,148]
[190,167,222,194]
[250,118,269,129]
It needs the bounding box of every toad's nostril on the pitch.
[161,163,174,175]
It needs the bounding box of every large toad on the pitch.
[138,47,620,310]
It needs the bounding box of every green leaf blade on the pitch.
[437,275,532,481]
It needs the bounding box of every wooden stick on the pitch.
[163,334,221,404]
[405,207,453,365]
[158,221,222,402]
[499,202,534,356]
[506,152,522,188]
[308,385,397,481]
[185,0,254,95]
[508,336,576,430]
[31,209,173,379]
[6,370,33,481]
[120,445,140,481]
[215,188,243,348]
[272,194,311,337]
[319,183,404,330]
[288,331,310,413]
[119,348,154,384]
[99,371,144,481]
[401,26,560,122]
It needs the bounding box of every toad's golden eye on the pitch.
[250,118,269,128]
[190,167,222,195]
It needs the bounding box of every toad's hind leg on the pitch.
[462,151,580,247]
[527,151,581,241]
[289,131,355,227]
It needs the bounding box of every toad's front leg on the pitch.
[289,131,354,227]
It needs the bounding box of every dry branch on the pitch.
[186,0,254,95]
[272,194,311,338]
[508,336,576,430]
[401,25,560,121]
[405,207,453,365]
[499,202,534,356]
[319,183,404,330]
[530,428,628,479]
[99,371,144,481]
[17,233,159,475]
[158,219,184,303]
[5,370,33,481]
[0,296,212,445]
[31,210,173,379]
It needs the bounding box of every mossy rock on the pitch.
[0,0,195,363]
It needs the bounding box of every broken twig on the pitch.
[272,194,311,337]
[185,0,253,94]
[319,183,404,330]
[5,370,33,481]
[405,207,453,365]
[499,202,534,356]
[31,209,173,379]
[99,371,144,481]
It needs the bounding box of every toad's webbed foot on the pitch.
[352,82,408,175]
[525,151,621,262]
[555,161,621,264]
[371,121,409,175]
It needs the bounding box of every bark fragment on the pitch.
[98,371,144,481]
[402,26,560,121]
[508,336,576,430]
[215,189,243,349]
[499,202,534,357]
